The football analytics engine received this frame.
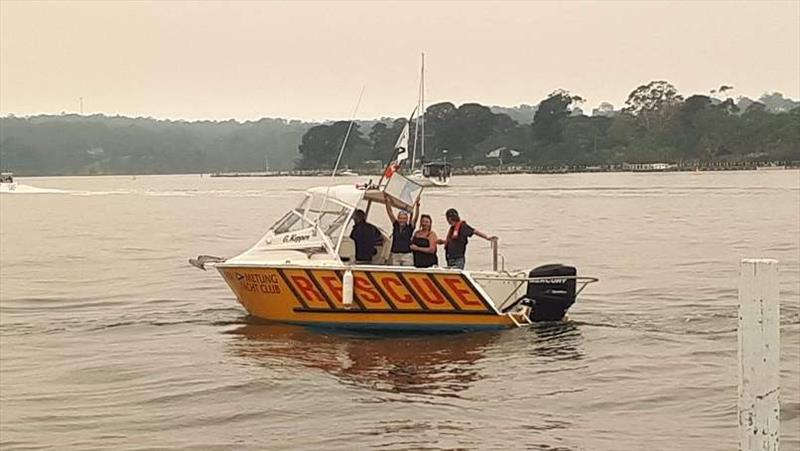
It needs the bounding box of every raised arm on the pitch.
[411,200,420,229]
[383,193,396,223]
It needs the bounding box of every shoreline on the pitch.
[209,163,798,178]
[7,163,798,179]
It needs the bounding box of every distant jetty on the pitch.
[209,161,796,178]
[457,161,796,175]
[211,170,344,178]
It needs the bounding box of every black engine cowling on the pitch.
[526,264,577,321]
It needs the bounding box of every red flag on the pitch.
[383,162,398,179]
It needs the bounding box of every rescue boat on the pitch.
[0,172,17,192]
[190,174,597,332]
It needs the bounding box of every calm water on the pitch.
[1,172,799,450]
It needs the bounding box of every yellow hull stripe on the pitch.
[219,266,515,328]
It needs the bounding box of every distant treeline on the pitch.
[297,84,799,170]
[1,82,798,175]
[0,115,311,175]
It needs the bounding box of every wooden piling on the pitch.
[738,258,780,451]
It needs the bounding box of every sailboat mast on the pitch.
[420,52,425,165]
[410,100,419,171]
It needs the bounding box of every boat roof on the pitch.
[305,183,417,211]
[306,185,364,208]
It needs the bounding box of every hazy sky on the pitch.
[1,1,798,121]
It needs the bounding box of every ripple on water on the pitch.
[0,172,798,450]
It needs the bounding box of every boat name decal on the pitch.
[282,233,312,243]
[235,272,282,294]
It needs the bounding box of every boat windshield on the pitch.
[272,208,312,234]
[270,192,354,244]
[308,194,352,239]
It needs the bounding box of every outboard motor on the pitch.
[526,264,577,321]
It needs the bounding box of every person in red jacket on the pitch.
[438,208,497,269]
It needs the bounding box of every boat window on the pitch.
[272,209,311,234]
[302,192,355,242]
[317,208,350,239]
[270,195,314,234]
[269,191,360,247]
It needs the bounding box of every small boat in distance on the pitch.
[407,53,452,187]
[0,172,17,192]
[756,163,786,171]
[411,161,452,187]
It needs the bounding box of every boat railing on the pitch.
[486,239,597,294]
[491,238,500,271]
[471,274,600,297]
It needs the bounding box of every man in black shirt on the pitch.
[438,208,497,269]
[349,209,382,264]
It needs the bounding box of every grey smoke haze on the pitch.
[1,1,798,120]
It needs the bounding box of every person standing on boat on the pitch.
[439,208,497,269]
[383,194,419,266]
[350,209,382,264]
[410,214,439,268]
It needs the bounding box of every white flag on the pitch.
[394,122,409,164]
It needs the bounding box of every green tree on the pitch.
[369,118,408,164]
[296,121,370,170]
[531,89,584,144]
[623,81,683,132]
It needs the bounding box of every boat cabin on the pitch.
[0,172,14,184]
[422,162,451,181]
[228,176,423,266]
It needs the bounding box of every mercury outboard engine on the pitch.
[525,264,577,321]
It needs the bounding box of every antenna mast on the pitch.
[420,53,425,166]
[321,86,365,211]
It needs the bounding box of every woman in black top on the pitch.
[384,194,419,266]
[410,214,439,268]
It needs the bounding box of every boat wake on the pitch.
[0,186,290,197]
[0,184,67,194]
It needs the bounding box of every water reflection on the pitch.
[227,319,586,398]
[227,320,501,396]
[526,322,584,361]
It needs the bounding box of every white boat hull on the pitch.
[410,174,450,187]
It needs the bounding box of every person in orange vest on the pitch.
[438,208,497,269]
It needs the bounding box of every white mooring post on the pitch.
[738,258,780,451]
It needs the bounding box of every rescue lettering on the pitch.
[381,277,414,304]
[408,277,446,305]
[443,277,482,306]
[354,276,382,304]
[319,275,343,302]
[290,275,326,304]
